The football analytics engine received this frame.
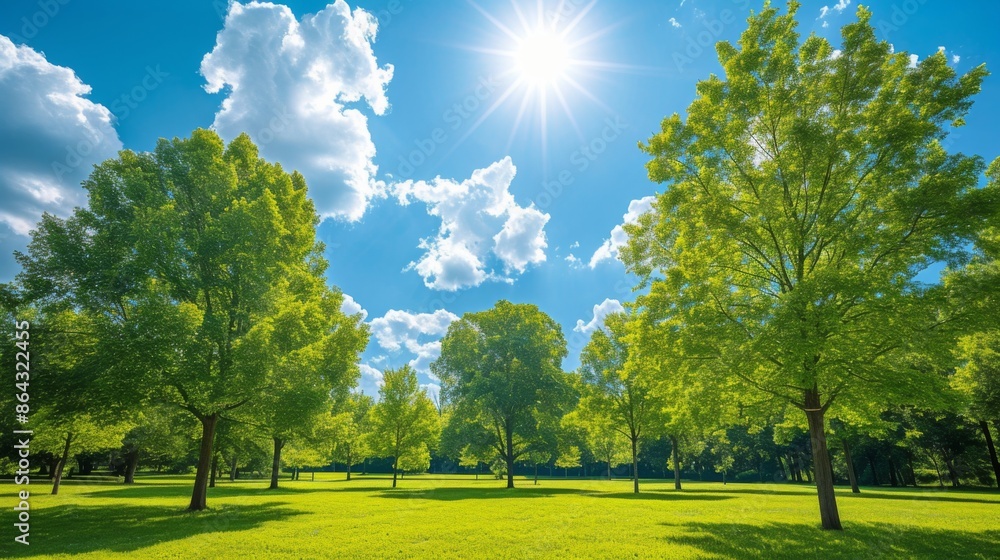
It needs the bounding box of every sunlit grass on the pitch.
[6,474,999,558]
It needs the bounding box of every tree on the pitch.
[624,3,995,529]
[331,393,375,481]
[954,332,1000,488]
[578,311,665,493]
[17,129,334,510]
[564,408,630,481]
[433,300,570,489]
[370,366,439,488]
[120,405,198,484]
[32,410,130,494]
[555,445,581,478]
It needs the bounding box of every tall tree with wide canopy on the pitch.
[433,300,570,489]
[623,3,996,529]
[16,129,335,510]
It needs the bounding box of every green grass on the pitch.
[5,474,999,559]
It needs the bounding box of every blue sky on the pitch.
[2,0,999,396]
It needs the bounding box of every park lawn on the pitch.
[4,474,999,559]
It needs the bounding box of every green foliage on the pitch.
[370,366,440,483]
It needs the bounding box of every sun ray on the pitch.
[505,89,535,153]
[469,0,521,42]
[551,82,584,143]
[443,77,527,161]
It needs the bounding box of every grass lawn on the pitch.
[4,474,999,559]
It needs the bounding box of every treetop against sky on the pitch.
[2,0,998,401]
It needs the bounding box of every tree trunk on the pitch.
[534,464,538,485]
[669,435,682,490]
[777,455,788,481]
[868,456,880,486]
[189,414,219,510]
[392,456,398,488]
[906,453,917,487]
[269,438,284,490]
[229,456,237,482]
[888,455,899,487]
[631,436,640,494]
[124,448,139,485]
[504,422,515,489]
[347,459,352,481]
[607,459,612,480]
[979,420,1000,489]
[841,438,860,494]
[945,456,960,487]
[51,432,74,495]
[804,393,842,531]
[210,453,218,488]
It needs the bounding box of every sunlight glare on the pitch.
[515,30,569,85]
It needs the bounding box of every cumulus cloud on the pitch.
[201,1,393,222]
[589,196,656,268]
[0,35,123,280]
[574,298,625,334]
[340,293,368,320]
[909,54,919,68]
[392,157,549,290]
[369,309,459,378]
[669,17,682,28]
[359,363,384,386]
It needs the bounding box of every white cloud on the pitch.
[574,298,625,334]
[952,54,961,64]
[570,241,580,249]
[340,293,368,320]
[589,196,656,268]
[669,17,682,28]
[359,363,384,386]
[909,54,919,68]
[369,309,459,377]
[420,383,441,403]
[0,35,123,280]
[819,0,850,19]
[565,254,583,268]
[201,1,393,222]
[393,157,549,290]
[822,21,829,28]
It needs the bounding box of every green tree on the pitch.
[564,407,630,481]
[331,393,375,481]
[555,445,581,478]
[579,311,665,493]
[17,129,333,510]
[953,332,1000,487]
[624,3,996,529]
[433,300,569,489]
[370,366,439,488]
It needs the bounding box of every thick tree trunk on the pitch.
[269,438,284,490]
[669,435,682,490]
[210,453,218,488]
[980,420,1000,489]
[392,456,398,488]
[124,448,139,484]
[841,438,860,494]
[189,414,218,510]
[51,432,74,495]
[804,393,842,531]
[945,456,960,487]
[631,436,640,494]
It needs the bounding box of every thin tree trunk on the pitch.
[51,432,74,495]
[124,448,139,484]
[210,453,218,488]
[189,413,218,511]
[869,456,880,486]
[346,458,352,481]
[505,422,515,489]
[980,420,1000,489]
[229,456,237,482]
[888,455,898,487]
[670,435,682,490]
[631,436,640,493]
[804,391,842,530]
[906,453,917,487]
[842,438,860,494]
[392,456,398,488]
[945,456,960,487]
[269,437,284,490]
[777,455,788,481]
[534,464,538,485]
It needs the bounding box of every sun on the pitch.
[514,29,570,86]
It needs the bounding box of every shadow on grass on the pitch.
[371,486,736,502]
[87,483,334,500]
[667,520,1000,559]
[9,502,300,558]
[672,486,1000,505]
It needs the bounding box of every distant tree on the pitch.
[331,393,375,481]
[954,332,1000,487]
[555,445,582,478]
[32,410,130,494]
[370,366,439,488]
[433,300,570,489]
[563,407,630,481]
[120,405,198,484]
[624,4,996,529]
[578,311,665,493]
